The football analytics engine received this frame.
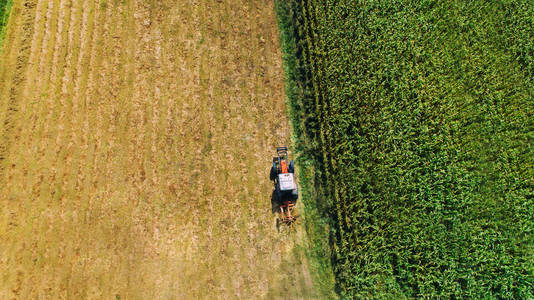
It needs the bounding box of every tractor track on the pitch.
[0,1,319,298]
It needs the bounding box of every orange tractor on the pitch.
[270,146,299,226]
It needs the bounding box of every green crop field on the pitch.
[277,0,533,298]
[0,0,12,46]
[0,0,10,27]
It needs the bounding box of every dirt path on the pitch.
[0,0,319,298]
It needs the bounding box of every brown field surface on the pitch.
[0,0,323,298]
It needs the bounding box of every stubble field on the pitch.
[0,0,323,298]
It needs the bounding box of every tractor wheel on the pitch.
[289,160,295,173]
[291,185,298,201]
[270,166,276,181]
[275,189,283,204]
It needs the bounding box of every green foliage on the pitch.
[0,0,12,47]
[277,0,534,298]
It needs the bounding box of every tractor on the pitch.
[270,146,298,226]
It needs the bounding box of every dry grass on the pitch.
[0,0,322,298]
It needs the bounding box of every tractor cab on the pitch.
[270,146,298,201]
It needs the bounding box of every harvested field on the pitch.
[0,0,324,298]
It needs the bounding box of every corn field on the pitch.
[277,0,534,298]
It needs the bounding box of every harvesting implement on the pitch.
[270,146,299,226]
